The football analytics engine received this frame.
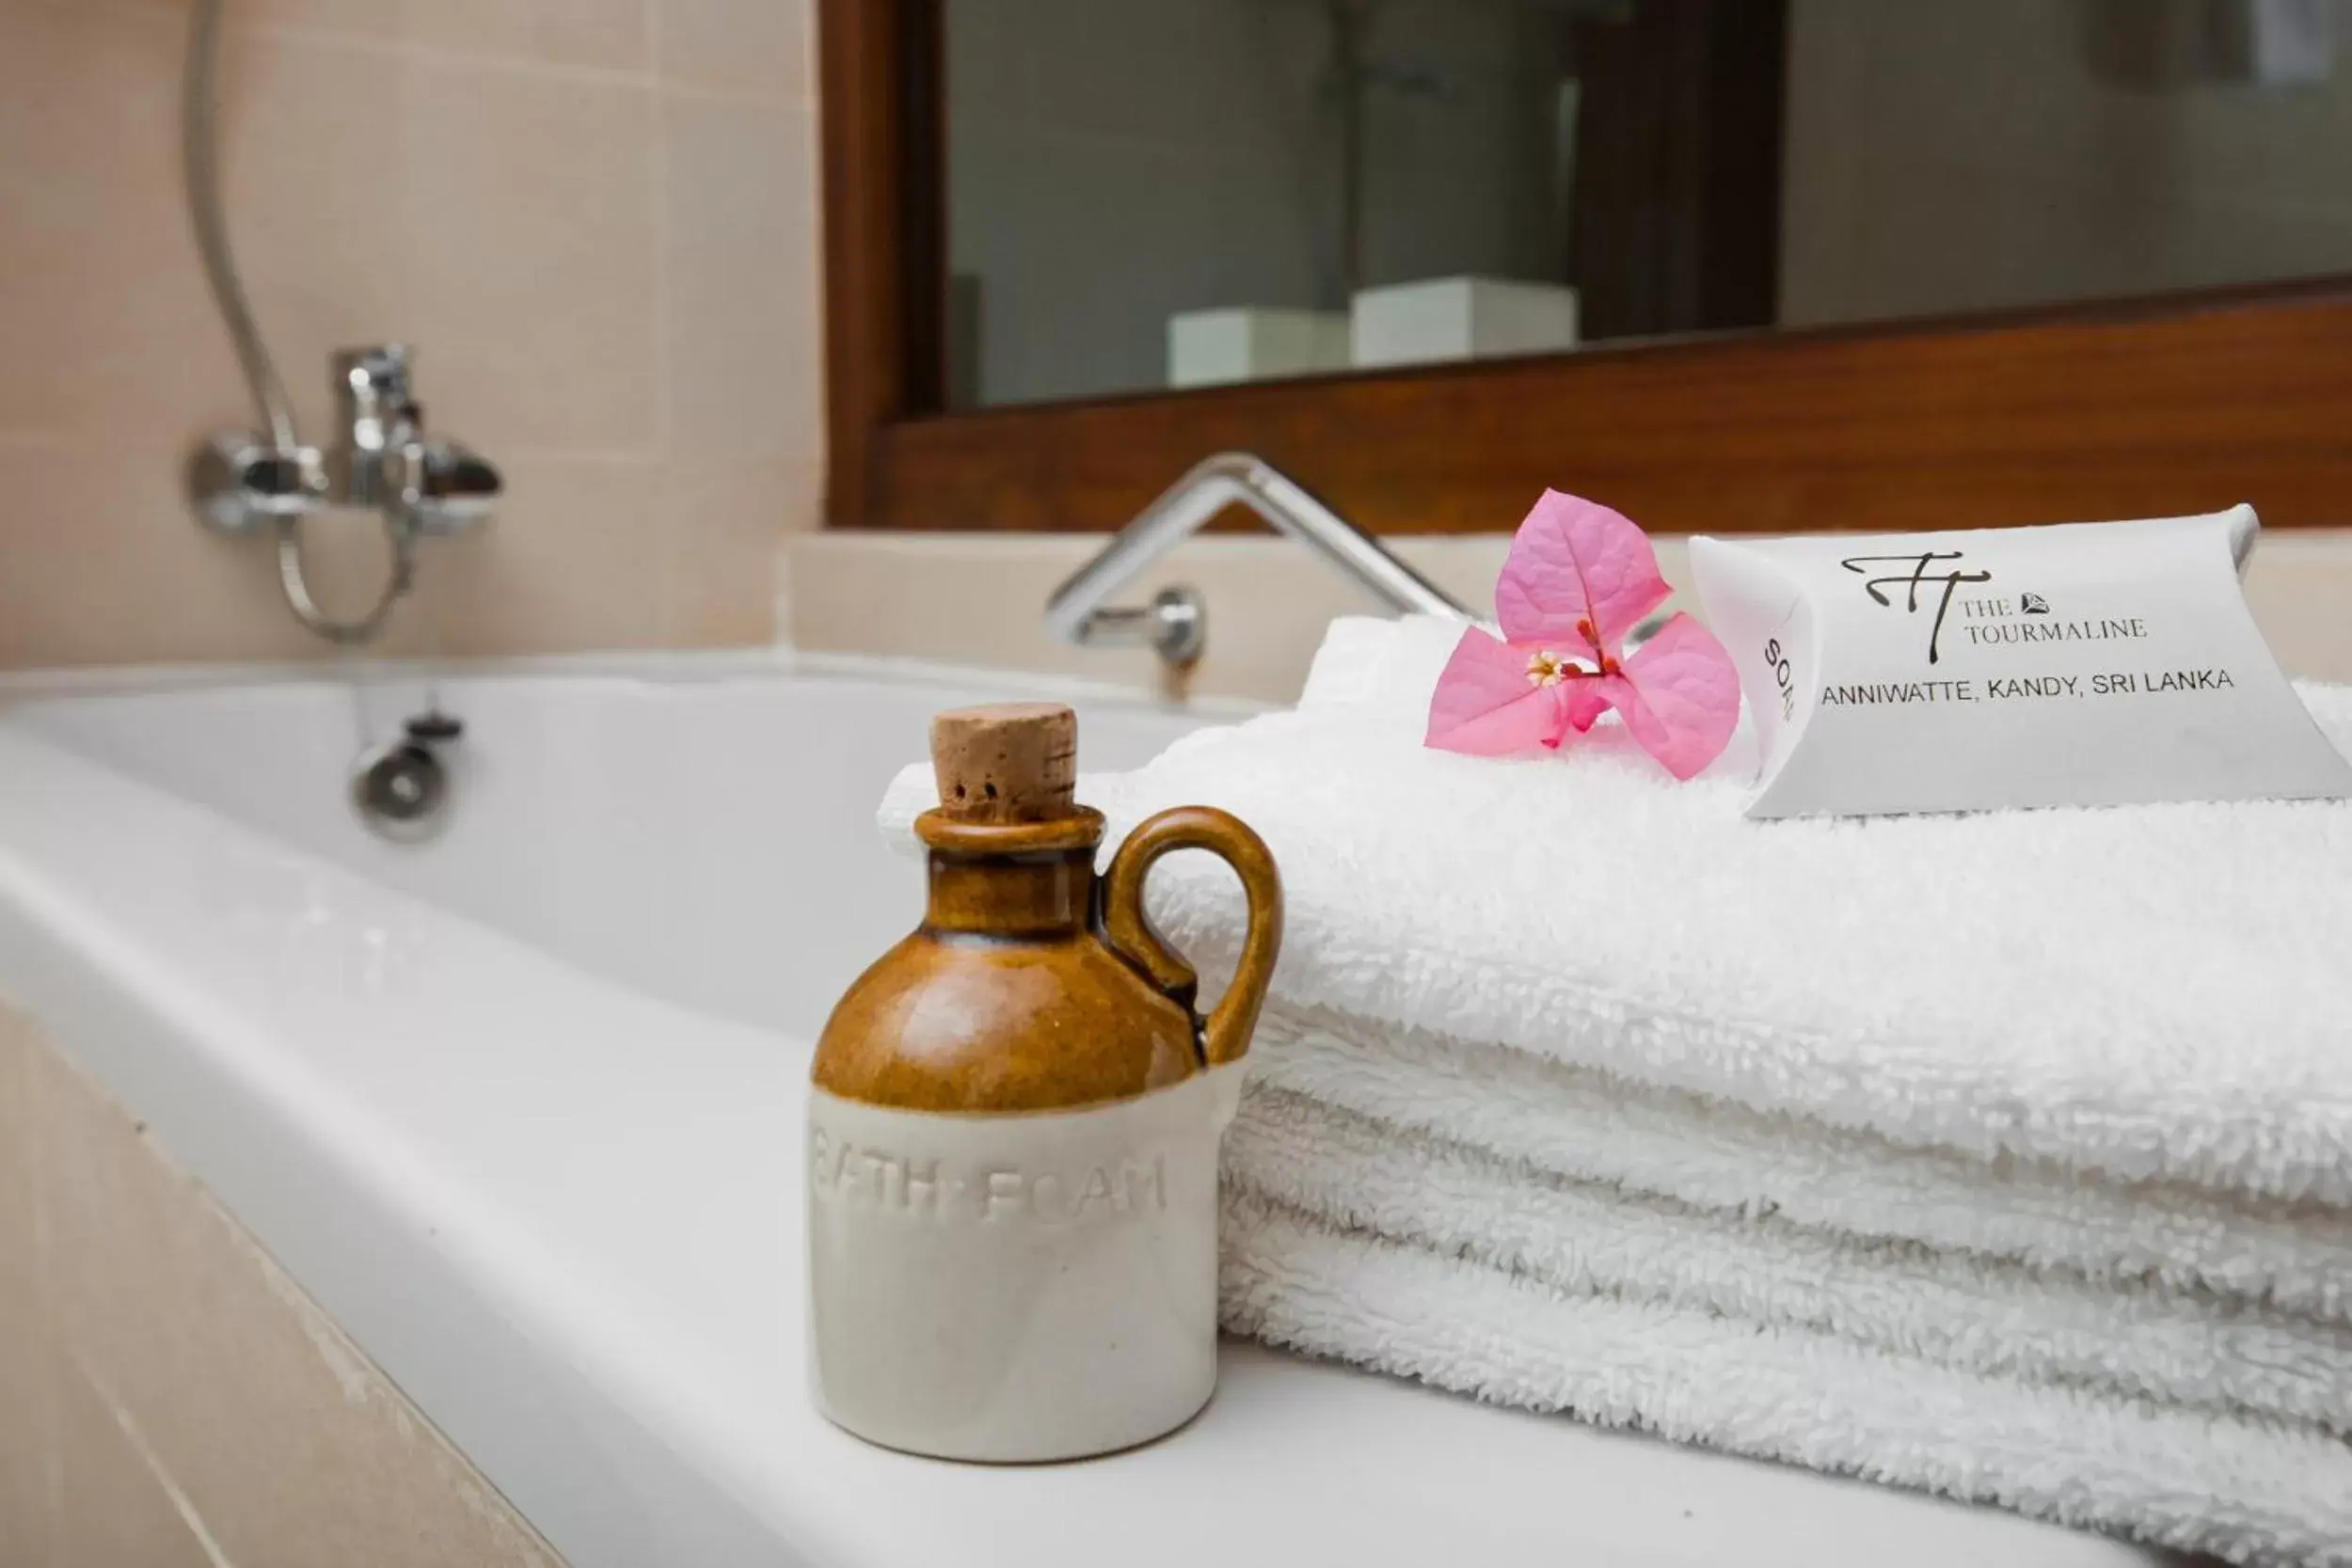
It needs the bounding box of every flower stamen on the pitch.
[1526,649,1576,687]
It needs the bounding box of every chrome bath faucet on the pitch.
[189,345,500,644]
[1043,452,1469,671]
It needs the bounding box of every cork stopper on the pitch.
[930,703,1077,823]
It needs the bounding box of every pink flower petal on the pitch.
[1494,490,1673,650]
[1607,612,1742,780]
[1425,628,1566,755]
[1563,682,1612,734]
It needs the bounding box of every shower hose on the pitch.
[183,0,414,645]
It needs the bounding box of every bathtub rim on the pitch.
[0,644,1275,721]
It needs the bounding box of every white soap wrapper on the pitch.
[1688,506,2352,818]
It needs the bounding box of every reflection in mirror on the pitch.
[943,0,2352,409]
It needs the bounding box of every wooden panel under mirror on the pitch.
[821,0,2352,535]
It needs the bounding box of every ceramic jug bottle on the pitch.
[806,702,1282,1462]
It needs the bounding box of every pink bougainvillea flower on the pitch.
[1425,489,1740,780]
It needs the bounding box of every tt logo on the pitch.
[1839,551,1992,665]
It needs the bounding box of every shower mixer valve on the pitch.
[190,343,500,541]
[187,344,500,642]
[323,345,500,537]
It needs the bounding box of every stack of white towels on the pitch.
[882,616,2352,1566]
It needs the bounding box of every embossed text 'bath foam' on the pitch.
[1689,506,2352,818]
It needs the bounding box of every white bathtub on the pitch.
[7,660,1211,1042]
[0,656,2162,1568]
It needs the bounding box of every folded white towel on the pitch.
[1229,1082,2352,1432]
[1220,1190,2352,1568]
[1248,1003,2352,1320]
[882,616,2352,1210]
[878,626,2352,1557]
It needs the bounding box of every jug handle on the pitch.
[1102,807,1283,1069]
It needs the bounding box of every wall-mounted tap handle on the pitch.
[187,432,321,533]
[403,439,501,536]
[334,343,410,397]
[333,344,414,452]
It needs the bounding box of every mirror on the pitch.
[943,0,2352,408]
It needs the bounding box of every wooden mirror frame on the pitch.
[820,0,2352,536]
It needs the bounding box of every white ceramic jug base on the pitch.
[806,1065,1240,1463]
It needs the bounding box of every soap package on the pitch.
[1688,505,2352,818]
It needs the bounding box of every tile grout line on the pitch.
[70,1349,241,1568]
[647,0,683,643]
[648,0,675,465]
[18,1020,66,1565]
[0,433,671,467]
[647,75,820,109]
[238,24,652,92]
[782,12,830,636]
[25,0,652,90]
[16,0,807,104]
[231,15,818,107]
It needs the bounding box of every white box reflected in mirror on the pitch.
[1350,277,1581,369]
[1167,308,1351,389]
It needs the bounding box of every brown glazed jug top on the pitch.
[812,703,1282,1115]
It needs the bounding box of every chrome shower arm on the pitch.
[1043,452,1469,666]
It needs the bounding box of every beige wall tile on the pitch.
[215,26,413,443]
[0,1006,33,1328]
[231,0,408,48]
[660,457,818,645]
[405,0,650,73]
[0,439,442,669]
[56,1364,218,1568]
[656,0,812,98]
[403,61,660,457]
[33,1040,562,1568]
[0,436,713,673]
[421,457,671,657]
[0,1334,53,1568]
[786,531,1511,701]
[0,1009,54,1568]
[0,0,819,671]
[236,0,650,73]
[660,92,822,461]
[785,531,1492,702]
[0,5,242,443]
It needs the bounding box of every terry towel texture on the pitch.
[1231,1085,2352,1433]
[878,616,2352,1563]
[1220,1193,2352,1568]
